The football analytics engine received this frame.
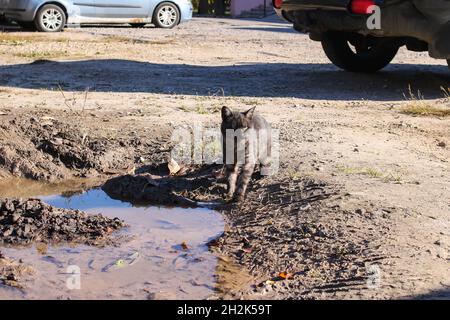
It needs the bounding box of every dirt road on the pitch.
[0,17,449,299]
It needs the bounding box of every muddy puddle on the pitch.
[0,186,230,300]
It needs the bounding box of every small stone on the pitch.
[11,213,21,223]
[2,228,13,237]
[299,203,311,211]
[23,224,32,236]
[51,138,63,146]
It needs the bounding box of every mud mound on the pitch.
[0,251,34,288]
[0,114,135,182]
[0,198,125,246]
[102,165,225,206]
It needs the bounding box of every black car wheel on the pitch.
[34,4,66,32]
[321,32,400,73]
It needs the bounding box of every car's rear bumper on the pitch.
[274,0,350,22]
[275,0,388,30]
[281,0,350,11]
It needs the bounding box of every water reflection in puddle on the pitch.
[0,189,225,300]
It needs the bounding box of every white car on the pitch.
[0,0,193,32]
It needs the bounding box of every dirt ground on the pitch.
[0,16,449,299]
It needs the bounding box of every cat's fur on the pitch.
[221,106,271,202]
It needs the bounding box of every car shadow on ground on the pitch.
[0,23,21,32]
[0,59,448,101]
[410,288,450,300]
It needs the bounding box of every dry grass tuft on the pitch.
[402,86,450,117]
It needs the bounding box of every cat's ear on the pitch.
[244,106,256,120]
[222,106,233,120]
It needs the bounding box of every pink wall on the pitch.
[230,0,267,16]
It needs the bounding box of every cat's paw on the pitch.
[225,192,234,203]
[233,193,245,203]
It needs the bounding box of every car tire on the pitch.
[153,2,180,29]
[321,32,400,73]
[34,4,66,32]
[130,23,147,28]
[447,59,450,70]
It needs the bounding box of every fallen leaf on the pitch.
[168,158,181,175]
[116,259,126,268]
[181,241,189,251]
[243,247,252,253]
[278,271,293,280]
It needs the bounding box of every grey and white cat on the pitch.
[221,106,271,202]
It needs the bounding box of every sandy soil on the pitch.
[0,16,449,299]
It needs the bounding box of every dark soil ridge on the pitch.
[102,164,226,207]
[0,113,136,182]
[0,198,126,247]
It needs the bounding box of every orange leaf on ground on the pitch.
[181,241,189,251]
[278,271,293,280]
